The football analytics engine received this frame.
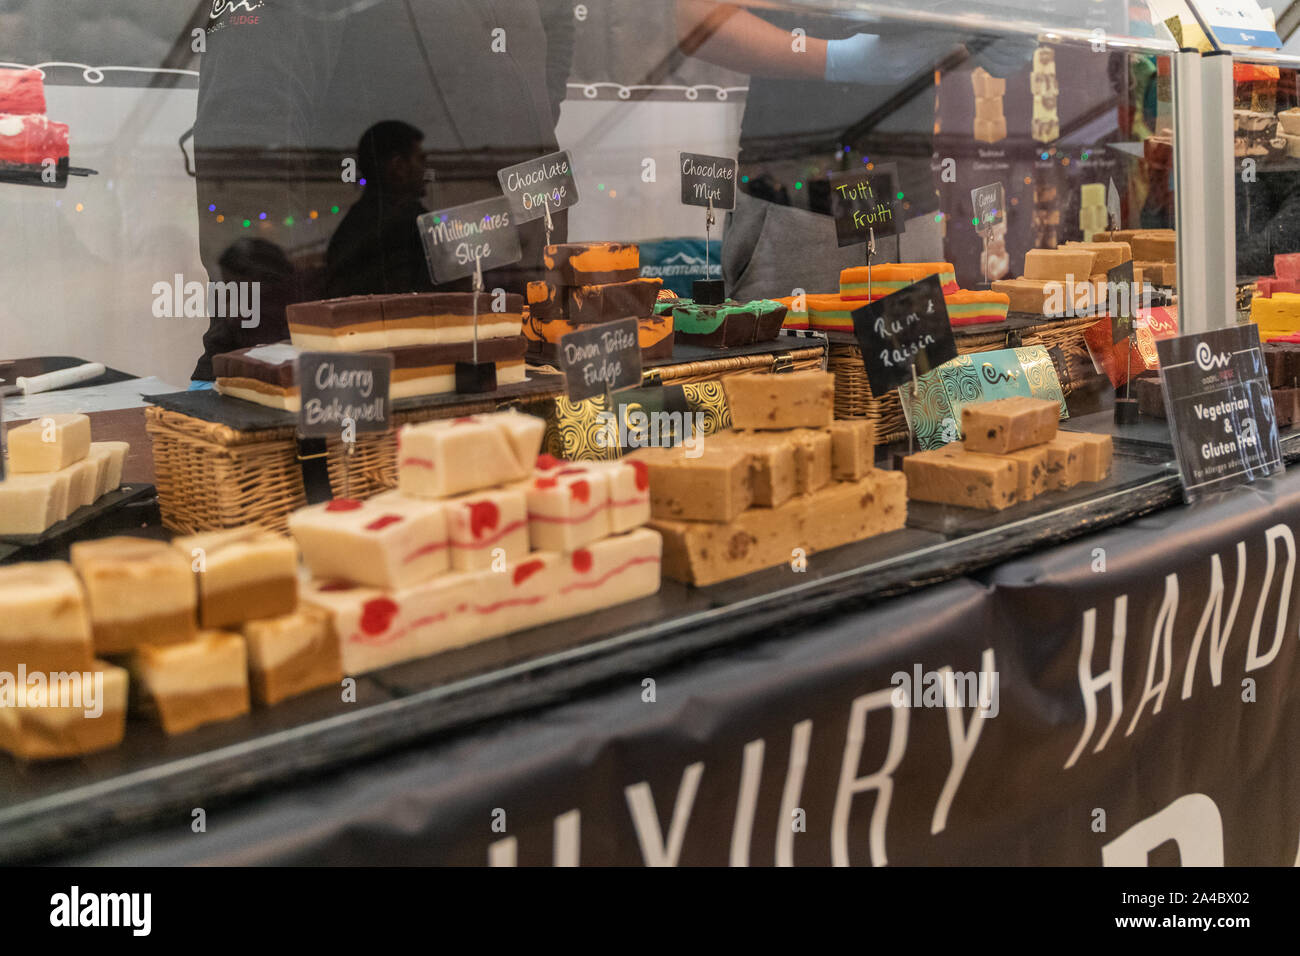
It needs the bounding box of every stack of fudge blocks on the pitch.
[1097,229,1177,288]
[0,524,327,759]
[903,397,1113,511]
[971,67,1007,143]
[1250,252,1300,301]
[637,370,906,587]
[1031,47,1059,143]
[1079,183,1107,243]
[291,409,661,676]
[992,243,1151,317]
[0,413,128,535]
[526,241,673,361]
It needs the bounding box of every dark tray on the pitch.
[0,484,159,559]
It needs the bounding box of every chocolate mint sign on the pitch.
[497,149,579,223]
[557,318,643,402]
[829,163,903,248]
[1155,325,1282,500]
[679,152,737,210]
[852,274,957,394]
[297,352,393,439]
[418,196,521,284]
[971,182,1005,236]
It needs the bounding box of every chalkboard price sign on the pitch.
[418,196,522,284]
[851,274,957,394]
[829,163,904,248]
[557,319,643,403]
[297,352,394,439]
[679,152,737,210]
[497,150,580,224]
[1107,260,1135,344]
[971,182,1005,235]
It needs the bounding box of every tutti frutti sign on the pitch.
[829,162,904,248]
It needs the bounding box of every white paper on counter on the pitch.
[2,376,180,421]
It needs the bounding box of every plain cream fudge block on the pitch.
[586,459,651,533]
[289,492,449,590]
[961,397,1060,454]
[87,441,129,496]
[904,446,1018,511]
[69,536,197,654]
[444,487,530,571]
[0,471,70,534]
[521,462,612,552]
[654,471,907,587]
[242,605,343,706]
[0,663,128,761]
[724,371,835,430]
[172,525,299,629]
[397,410,544,499]
[129,631,249,735]
[1062,241,1131,273]
[5,413,90,473]
[1022,248,1097,281]
[1044,437,1084,490]
[0,561,95,675]
[63,457,100,511]
[789,429,832,495]
[1052,431,1113,482]
[706,431,798,507]
[556,528,662,618]
[1132,232,1176,262]
[827,420,876,480]
[629,445,753,522]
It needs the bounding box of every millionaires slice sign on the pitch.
[418,196,522,284]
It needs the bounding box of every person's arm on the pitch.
[675,0,826,78]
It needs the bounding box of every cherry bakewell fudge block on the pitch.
[289,492,449,589]
[519,461,613,552]
[171,526,299,629]
[827,420,876,480]
[724,371,835,430]
[903,444,1018,511]
[444,487,530,571]
[704,432,797,507]
[0,663,128,761]
[1044,436,1084,490]
[587,458,651,532]
[129,631,250,735]
[0,471,71,534]
[961,397,1059,454]
[6,413,91,473]
[788,429,832,495]
[70,537,197,654]
[0,562,95,675]
[629,445,753,522]
[551,527,662,618]
[1050,431,1113,482]
[242,605,343,706]
[654,472,906,587]
[397,410,545,499]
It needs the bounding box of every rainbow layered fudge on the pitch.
[840,263,959,301]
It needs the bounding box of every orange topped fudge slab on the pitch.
[961,397,1060,454]
[543,241,640,285]
[528,276,662,324]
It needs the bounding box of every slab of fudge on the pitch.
[528,277,662,325]
[653,471,907,587]
[549,527,662,619]
[994,444,1049,502]
[242,605,343,706]
[1132,232,1176,262]
[1052,431,1113,482]
[6,412,90,473]
[1264,343,1300,387]
[0,561,95,674]
[971,67,1006,98]
[70,537,197,654]
[213,343,301,410]
[289,490,449,589]
[840,263,959,300]
[961,396,1060,454]
[825,420,876,480]
[724,370,834,430]
[0,471,71,534]
[673,301,759,348]
[1131,372,1165,418]
[519,461,613,552]
[525,311,673,363]
[387,337,528,399]
[1022,248,1098,281]
[382,291,524,346]
[788,428,832,495]
[1061,241,1132,272]
[287,295,388,351]
[704,431,797,507]
[628,445,754,522]
[87,441,128,497]
[397,409,545,499]
[1043,436,1084,489]
[171,525,299,629]
[63,457,100,511]
[903,445,1018,511]
[543,241,640,285]
[129,631,250,735]
[0,663,128,761]
[444,487,530,571]
[530,457,652,533]
[1273,387,1300,428]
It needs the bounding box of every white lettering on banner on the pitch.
[1246,524,1294,671]
[831,689,909,867]
[776,719,813,867]
[1181,544,1245,699]
[730,739,765,867]
[1101,793,1224,866]
[1126,575,1177,737]
[932,648,996,835]
[554,809,580,867]
[625,762,704,866]
[1065,599,1127,769]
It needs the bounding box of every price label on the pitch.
[418,196,521,284]
[296,352,393,439]
[1156,325,1283,499]
[971,182,1005,235]
[829,163,904,248]
[679,152,737,210]
[852,274,957,394]
[1108,260,1135,344]
[497,149,580,223]
[557,318,643,403]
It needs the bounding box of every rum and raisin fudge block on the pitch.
[724,370,834,430]
[381,291,524,346]
[788,429,832,495]
[961,397,1059,454]
[629,445,754,522]
[1051,432,1113,482]
[0,562,95,675]
[397,410,545,499]
[5,412,90,472]
[1044,436,1084,489]
[70,537,197,654]
[171,526,299,629]
[242,605,343,706]
[827,420,876,480]
[903,445,1018,510]
[653,471,907,587]
[289,492,449,589]
[444,487,530,571]
[705,432,798,507]
[520,461,613,552]
[543,241,640,285]
[0,471,71,534]
[129,631,250,735]
[0,663,128,761]
[991,445,1049,502]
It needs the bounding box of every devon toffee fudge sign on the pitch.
[679,152,737,210]
[418,196,522,283]
[852,275,958,394]
[496,149,580,223]
[829,163,903,248]
[1156,325,1282,498]
[296,352,393,439]
[557,319,642,402]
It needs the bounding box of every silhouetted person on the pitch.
[191,239,296,383]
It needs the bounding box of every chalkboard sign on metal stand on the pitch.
[1108,260,1139,425]
[830,163,904,303]
[971,181,1005,290]
[296,351,394,503]
[496,148,579,249]
[680,152,737,304]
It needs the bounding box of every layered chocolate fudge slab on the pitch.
[0,561,95,675]
[171,526,299,629]
[70,537,197,654]
[387,337,528,398]
[0,663,128,761]
[243,605,343,706]
[129,631,250,735]
[524,313,672,362]
[543,241,640,285]
[214,343,300,411]
[673,302,759,348]
[382,291,524,346]
[287,295,387,351]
